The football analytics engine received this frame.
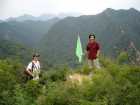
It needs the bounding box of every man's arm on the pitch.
[26,69,33,77]
[86,44,89,57]
[26,63,33,77]
[96,50,100,58]
[96,42,100,58]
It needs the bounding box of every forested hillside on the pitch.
[0,18,59,47]
[40,8,140,65]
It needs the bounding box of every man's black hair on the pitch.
[89,33,95,39]
[32,53,40,58]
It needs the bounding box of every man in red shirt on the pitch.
[86,33,101,69]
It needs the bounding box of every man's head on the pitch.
[89,33,96,42]
[32,54,40,61]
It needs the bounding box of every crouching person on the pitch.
[25,54,41,80]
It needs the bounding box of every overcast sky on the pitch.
[0,0,140,20]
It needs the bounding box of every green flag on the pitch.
[76,35,83,63]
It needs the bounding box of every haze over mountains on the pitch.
[0,8,140,65]
[6,12,82,22]
[0,18,60,46]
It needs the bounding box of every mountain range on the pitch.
[0,8,140,66]
[0,18,59,46]
[40,8,140,65]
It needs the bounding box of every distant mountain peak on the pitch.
[19,14,34,18]
[128,8,139,13]
[101,8,140,17]
[103,8,116,13]
[100,8,116,16]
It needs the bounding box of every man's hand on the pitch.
[26,69,34,77]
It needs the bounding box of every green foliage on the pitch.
[0,19,59,46]
[0,60,20,105]
[79,65,92,74]
[117,51,129,64]
[0,57,140,105]
[0,40,31,63]
[13,84,36,105]
[40,66,68,83]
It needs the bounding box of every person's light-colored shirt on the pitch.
[27,60,40,71]
[26,60,40,80]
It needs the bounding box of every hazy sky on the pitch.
[0,0,140,20]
